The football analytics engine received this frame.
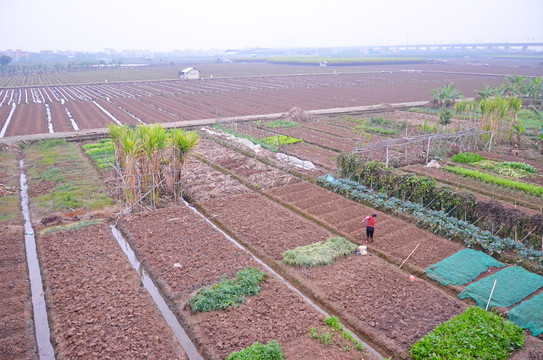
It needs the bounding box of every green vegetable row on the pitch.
[444,165,543,197]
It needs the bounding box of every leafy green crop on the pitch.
[263,135,302,147]
[444,165,543,197]
[282,236,357,267]
[451,152,484,163]
[310,316,365,352]
[411,307,525,360]
[83,139,115,169]
[189,267,266,313]
[226,340,285,360]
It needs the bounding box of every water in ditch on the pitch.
[110,226,203,360]
[181,199,384,359]
[19,159,56,359]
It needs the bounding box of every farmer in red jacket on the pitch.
[363,214,377,244]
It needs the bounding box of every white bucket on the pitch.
[358,245,367,255]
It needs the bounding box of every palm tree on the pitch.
[430,83,464,108]
[525,76,542,107]
[505,73,526,98]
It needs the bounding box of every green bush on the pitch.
[444,165,543,197]
[189,267,266,313]
[282,236,357,267]
[411,307,525,360]
[451,152,484,163]
[226,340,285,360]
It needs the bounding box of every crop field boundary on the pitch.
[0,101,427,145]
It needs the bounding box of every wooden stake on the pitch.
[399,242,421,269]
[485,279,498,311]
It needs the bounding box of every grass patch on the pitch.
[189,267,266,313]
[282,236,357,267]
[355,125,399,135]
[226,340,285,360]
[411,307,525,360]
[0,151,22,224]
[24,140,114,215]
[444,165,543,197]
[0,196,20,223]
[451,152,484,164]
[310,316,365,353]
[41,219,104,234]
[518,108,543,132]
[40,167,65,182]
[262,119,300,128]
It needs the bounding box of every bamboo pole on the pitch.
[485,279,498,311]
[399,242,421,269]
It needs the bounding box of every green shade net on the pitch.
[458,266,543,309]
[425,249,505,286]
[509,293,543,336]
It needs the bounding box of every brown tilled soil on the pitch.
[0,225,37,360]
[267,182,464,271]
[119,206,377,359]
[38,224,188,359]
[199,191,468,357]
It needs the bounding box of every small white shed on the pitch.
[179,67,199,80]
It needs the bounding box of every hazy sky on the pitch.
[2,0,542,52]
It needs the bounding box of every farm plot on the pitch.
[0,149,37,360]
[64,100,113,130]
[119,206,374,360]
[199,190,467,358]
[196,137,303,189]
[36,223,188,359]
[4,103,47,137]
[23,139,114,222]
[0,68,510,138]
[48,102,76,132]
[199,130,329,179]
[111,97,179,124]
[215,123,340,170]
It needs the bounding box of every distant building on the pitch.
[179,67,200,80]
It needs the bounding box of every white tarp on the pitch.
[202,127,262,154]
[276,153,316,171]
[426,159,441,168]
